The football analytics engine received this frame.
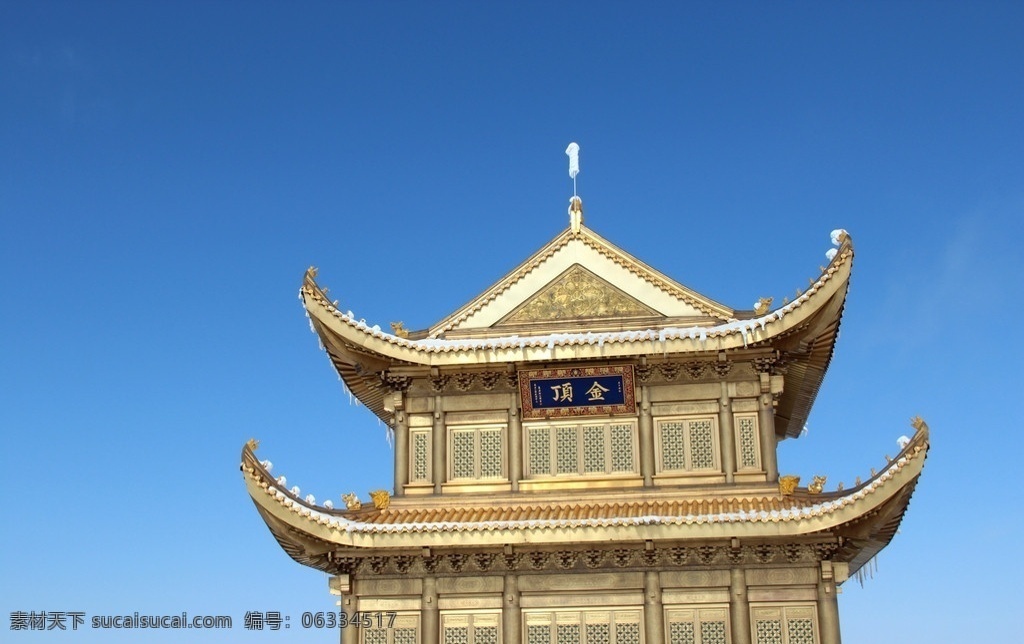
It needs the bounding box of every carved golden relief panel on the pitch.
[500,265,658,324]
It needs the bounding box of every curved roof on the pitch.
[302,227,853,437]
[242,419,928,577]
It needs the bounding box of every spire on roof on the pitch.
[568,195,583,233]
[566,142,583,232]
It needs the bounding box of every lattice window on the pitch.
[527,624,551,644]
[445,626,469,644]
[479,428,503,478]
[524,610,640,644]
[452,431,476,480]
[614,622,641,644]
[529,427,550,475]
[394,629,418,644]
[752,606,817,644]
[688,419,715,470]
[786,619,815,644]
[411,430,430,482]
[365,629,389,644]
[669,621,695,644]
[657,416,721,474]
[475,626,499,644]
[557,623,582,644]
[586,622,611,644]
[660,421,688,470]
[525,421,638,478]
[583,425,606,473]
[699,621,727,644]
[440,614,499,642]
[442,612,500,644]
[735,414,760,470]
[448,425,506,482]
[610,424,634,472]
[755,620,783,644]
[365,614,418,644]
[556,427,579,474]
[666,607,728,644]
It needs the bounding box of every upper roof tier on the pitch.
[302,224,852,437]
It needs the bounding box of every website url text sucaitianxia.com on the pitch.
[10,611,231,631]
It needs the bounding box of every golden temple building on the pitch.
[242,164,927,644]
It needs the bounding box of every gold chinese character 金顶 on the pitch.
[586,381,610,401]
[551,382,574,402]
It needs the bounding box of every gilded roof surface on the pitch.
[246,225,925,582]
[242,420,927,539]
[302,235,850,358]
[300,230,852,435]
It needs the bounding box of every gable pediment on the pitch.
[497,265,658,325]
[430,226,734,337]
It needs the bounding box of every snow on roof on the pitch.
[305,244,850,355]
[247,441,920,536]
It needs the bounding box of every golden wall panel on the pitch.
[357,597,421,611]
[651,401,720,416]
[439,394,512,413]
[437,576,503,594]
[358,579,423,596]
[409,414,434,427]
[746,567,817,586]
[661,570,731,588]
[438,595,502,610]
[517,572,642,593]
[729,381,761,398]
[747,587,817,602]
[405,396,435,414]
[731,399,760,413]
[520,593,643,609]
[662,589,730,604]
[647,383,721,402]
[446,411,509,425]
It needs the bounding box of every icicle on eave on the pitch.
[854,552,880,588]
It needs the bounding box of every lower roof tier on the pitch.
[242,419,927,579]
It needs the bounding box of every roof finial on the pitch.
[566,142,583,232]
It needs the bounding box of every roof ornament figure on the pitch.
[566,142,583,233]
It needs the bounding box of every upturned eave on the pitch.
[301,234,852,432]
[241,415,926,575]
[301,239,851,366]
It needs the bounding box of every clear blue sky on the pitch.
[2,2,1022,642]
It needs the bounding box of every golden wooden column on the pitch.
[393,409,408,497]
[331,575,357,644]
[508,394,522,492]
[432,396,445,494]
[758,393,779,482]
[730,568,751,644]
[422,577,439,644]
[643,571,664,644]
[719,383,736,483]
[340,583,357,644]
[503,574,521,644]
[638,387,655,486]
[817,563,842,644]
[341,615,358,644]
